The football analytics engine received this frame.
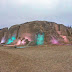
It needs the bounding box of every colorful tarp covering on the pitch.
[51,36,59,44]
[36,33,44,45]
[6,35,16,44]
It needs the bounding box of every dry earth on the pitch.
[0,45,72,72]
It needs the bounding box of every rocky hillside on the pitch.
[0,28,8,44]
[0,21,72,45]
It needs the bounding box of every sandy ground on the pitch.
[0,45,72,72]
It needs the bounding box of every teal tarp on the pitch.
[36,33,44,45]
[6,35,16,44]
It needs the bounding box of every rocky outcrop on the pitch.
[8,25,20,39]
[0,21,72,45]
[54,24,72,43]
[0,28,8,44]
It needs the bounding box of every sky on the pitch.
[0,0,72,28]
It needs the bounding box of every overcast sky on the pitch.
[0,0,72,28]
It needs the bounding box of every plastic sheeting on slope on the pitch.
[36,33,44,45]
[6,35,16,44]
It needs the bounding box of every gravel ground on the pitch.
[0,45,72,72]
